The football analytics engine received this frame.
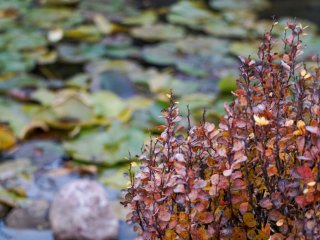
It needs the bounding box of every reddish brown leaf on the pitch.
[158,211,171,222]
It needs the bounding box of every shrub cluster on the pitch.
[122,21,320,239]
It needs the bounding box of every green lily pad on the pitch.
[65,74,90,89]
[142,42,179,66]
[40,0,79,6]
[229,40,283,58]
[0,74,45,92]
[124,10,157,25]
[92,71,135,98]
[36,50,58,65]
[176,36,229,56]
[58,43,106,63]
[0,159,32,181]
[149,72,200,96]
[86,59,146,85]
[64,25,103,42]
[175,56,208,77]
[33,90,95,129]
[0,98,31,137]
[218,73,238,94]
[90,91,132,122]
[0,51,35,74]
[102,35,139,58]
[26,7,82,29]
[168,1,217,29]
[229,40,259,58]
[13,141,65,167]
[0,185,25,207]
[204,19,249,38]
[131,24,185,41]
[178,93,216,115]
[131,102,165,129]
[63,125,145,165]
[212,95,234,116]
[79,0,137,22]
[31,89,56,106]
[209,0,270,11]
[1,29,46,51]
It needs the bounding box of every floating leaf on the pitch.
[64,25,103,42]
[131,24,185,41]
[142,43,179,66]
[168,1,216,29]
[64,125,145,165]
[209,0,270,11]
[0,124,16,150]
[58,43,106,63]
[90,91,132,122]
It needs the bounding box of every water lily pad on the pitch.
[142,42,179,66]
[79,0,137,22]
[37,50,58,65]
[0,185,25,207]
[0,74,44,92]
[101,34,139,58]
[0,98,31,137]
[149,72,200,96]
[26,7,82,29]
[58,43,106,63]
[2,29,46,51]
[86,59,147,86]
[0,159,31,181]
[131,102,165,129]
[90,91,132,122]
[210,0,270,11]
[12,140,65,167]
[0,51,35,74]
[204,19,249,38]
[64,125,145,165]
[176,36,229,56]
[92,71,135,98]
[64,25,103,42]
[211,95,234,117]
[218,73,238,93]
[33,91,95,129]
[168,1,217,29]
[0,124,16,150]
[124,10,157,25]
[230,41,258,58]
[178,93,215,115]
[100,166,131,189]
[175,56,208,77]
[131,24,185,41]
[31,89,56,106]
[65,74,90,89]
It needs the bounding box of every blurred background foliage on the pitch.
[0,0,319,237]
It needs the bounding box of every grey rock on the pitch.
[49,179,119,240]
[5,199,50,229]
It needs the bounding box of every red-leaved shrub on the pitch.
[122,21,320,240]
